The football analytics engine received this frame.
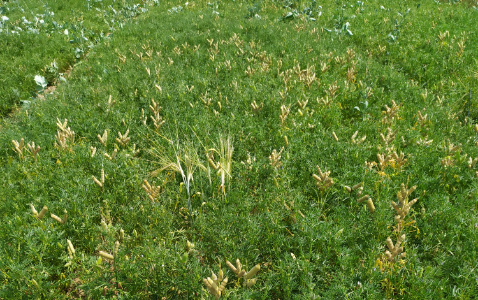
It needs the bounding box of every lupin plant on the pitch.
[351,130,366,145]
[226,259,261,287]
[55,118,75,151]
[312,166,334,191]
[357,194,375,213]
[92,169,105,191]
[382,100,401,124]
[26,141,40,162]
[97,130,108,146]
[142,179,161,202]
[51,210,67,224]
[31,204,48,220]
[385,234,406,261]
[203,268,228,299]
[116,129,130,147]
[392,184,418,232]
[12,138,25,160]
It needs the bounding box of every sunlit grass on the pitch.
[0,0,477,298]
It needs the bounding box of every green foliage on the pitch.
[1,0,478,298]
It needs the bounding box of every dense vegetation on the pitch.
[1,0,477,298]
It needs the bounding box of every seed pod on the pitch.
[119,228,125,241]
[51,213,63,223]
[332,131,339,141]
[114,241,120,256]
[366,198,375,213]
[244,264,261,280]
[218,277,228,292]
[101,219,109,231]
[31,279,39,289]
[226,260,237,273]
[246,278,257,287]
[30,204,38,217]
[357,194,369,203]
[37,206,48,219]
[99,251,114,260]
[67,240,75,258]
[386,237,394,251]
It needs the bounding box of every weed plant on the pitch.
[0,0,477,298]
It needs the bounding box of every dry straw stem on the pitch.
[203,269,228,299]
[312,166,334,191]
[205,136,234,194]
[151,139,206,199]
[218,136,233,193]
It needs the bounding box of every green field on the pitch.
[1,0,478,298]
